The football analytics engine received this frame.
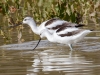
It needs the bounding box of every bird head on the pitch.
[40,29,48,38]
[22,17,33,25]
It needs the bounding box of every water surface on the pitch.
[0,36,100,75]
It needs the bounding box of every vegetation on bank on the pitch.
[0,0,100,43]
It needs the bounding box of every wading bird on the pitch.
[40,27,92,51]
[22,17,85,50]
[22,17,85,35]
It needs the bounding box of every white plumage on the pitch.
[40,27,92,50]
[22,17,88,50]
[22,17,84,36]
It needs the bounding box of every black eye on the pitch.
[24,19,27,21]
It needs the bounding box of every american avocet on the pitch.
[22,17,85,35]
[40,27,92,51]
[22,17,85,50]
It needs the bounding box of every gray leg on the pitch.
[68,44,73,51]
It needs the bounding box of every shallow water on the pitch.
[0,36,100,75]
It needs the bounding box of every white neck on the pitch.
[44,31,55,42]
[28,20,39,35]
